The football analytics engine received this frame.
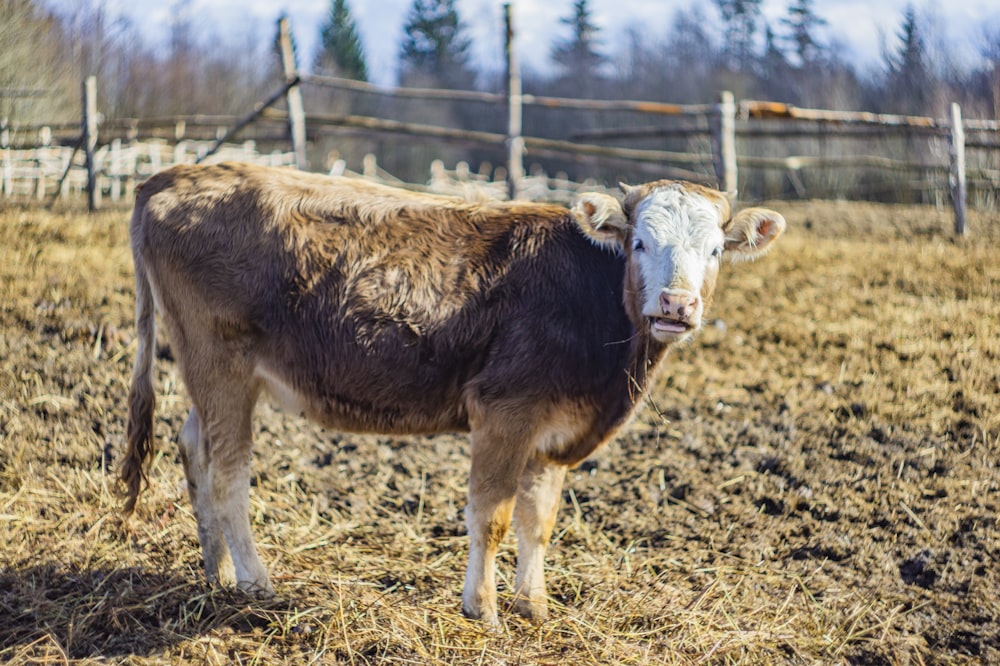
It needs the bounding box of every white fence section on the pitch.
[0,137,296,204]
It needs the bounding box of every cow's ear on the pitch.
[571,192,629,251]
[723,207,785,261]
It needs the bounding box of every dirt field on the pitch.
[0,197,997,664]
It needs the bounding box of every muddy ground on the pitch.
[0,198,998,664]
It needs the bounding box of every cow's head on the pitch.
[571,181,785,344]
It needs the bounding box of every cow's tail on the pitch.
[120,241,157,515]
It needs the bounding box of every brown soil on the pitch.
[0,199,998,664]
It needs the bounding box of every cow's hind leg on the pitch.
[181,360,272,596]
[512,456,567,622]
[203,392,272,595]
[177,407,227,585]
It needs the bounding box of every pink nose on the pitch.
[659,291,700,320]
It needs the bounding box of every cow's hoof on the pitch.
[514,597,549,623]
[236,579,275,599]
[462,602,499,627]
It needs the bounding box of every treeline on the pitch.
[1,0,280,122]
[5,0,999,118]
[2,0,999,182]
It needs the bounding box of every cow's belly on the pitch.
[253,362,470,435]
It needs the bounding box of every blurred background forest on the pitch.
[2,0,999,200]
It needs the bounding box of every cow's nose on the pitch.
[659,290,700,320]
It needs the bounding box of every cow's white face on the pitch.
[629,185,726,342]
[571,181,785,345]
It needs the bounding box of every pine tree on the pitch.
[714,0,763,70]
[550,0,606,81]
[399,0,473,89]
[883,4,932,114]
[779,0,827,66]
[315,0,368,81]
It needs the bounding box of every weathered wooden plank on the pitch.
[504,3,524,200]
[278,17,307,170]
[949,103,967,236]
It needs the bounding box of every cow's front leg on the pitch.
[462,421,532,625]
[513,456,566,622]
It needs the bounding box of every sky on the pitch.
[67,0,1000,86]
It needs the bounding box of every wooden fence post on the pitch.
[278,17,308,171]
[1,118,10,196]
[36,127,52,201]
[504,3,524,199]
[82,75,99,212]
[948,102,967,236]
[712,90,737,195]
[110,138,122,202]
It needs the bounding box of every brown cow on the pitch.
[121,162,784,624]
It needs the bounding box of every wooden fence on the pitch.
[273,11,994,234]
[3,8,999,235]
[1,81,296,210]
[0,134,295,205]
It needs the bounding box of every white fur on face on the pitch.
[629,185,725,341]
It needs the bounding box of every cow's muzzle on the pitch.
[648,289,701,340]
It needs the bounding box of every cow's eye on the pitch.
[633,239,645,252]
[711,246,723,259]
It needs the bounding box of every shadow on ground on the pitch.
[0,564,302,660]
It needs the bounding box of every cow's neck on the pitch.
[624,324,670,405]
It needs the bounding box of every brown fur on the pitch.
[120,162,783,623]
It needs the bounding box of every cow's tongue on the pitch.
[651,318,689,333]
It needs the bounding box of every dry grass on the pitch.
[1,199,998,664]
